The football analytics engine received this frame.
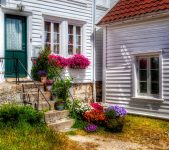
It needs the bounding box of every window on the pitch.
[137,56,159,96]
[44,21,60,54]
[68,25,82,55]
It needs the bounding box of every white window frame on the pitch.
[68,24,82,55]
[44,21,61,54]
[132,50,163,101]
[43,15,86,56]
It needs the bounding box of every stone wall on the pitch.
[0,82,22,105]
[71,83,93,103]
[71,82,103,103]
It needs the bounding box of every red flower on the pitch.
[84,109,105,123]
[91,103,103,111]
[33,60,36,65]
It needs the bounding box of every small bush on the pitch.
[0,104,44,127]
[31,48,50,81]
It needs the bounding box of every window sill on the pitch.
[132,96,164,102]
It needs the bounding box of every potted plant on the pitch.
[68,54,90,79]
[104,105,127,132]
[31,48,50,81]
[55,98,65,111]
[52,77,72,101]
[38,70,47,83]
[46,79,54,91]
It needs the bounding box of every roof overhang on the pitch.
[97,9,169,27]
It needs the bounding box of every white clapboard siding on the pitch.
[104,17,169,119]
[5,0,93,82]
[95,0,117,81]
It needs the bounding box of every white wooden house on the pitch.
[98,0,169,119]
[0,0,116,101]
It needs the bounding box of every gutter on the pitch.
[92,0,96,102]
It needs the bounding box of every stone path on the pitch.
[69,135,148,150]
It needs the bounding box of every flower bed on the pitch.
[66,100,127,133]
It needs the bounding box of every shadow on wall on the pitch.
[129,98,163,111]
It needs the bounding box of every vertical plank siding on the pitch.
[104,17,169,119]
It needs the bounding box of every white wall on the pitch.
[2,0,93,82]
[95,0,118,81]
[0,9,4,82]
[103,17,169,119]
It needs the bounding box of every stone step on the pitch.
[45,110,70,123]
[36,101,55,111]
[48,118,75,132]
[21,83,45,92]
[22,91,51,101]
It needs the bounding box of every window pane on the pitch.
[54,23,59,33]
[68,25,73,34]
[151,57,159,69]
[68,45,73,55]
[53,33,59,43]
[139,58,147,69]
[6,18,22,50]
[151,70,159,81]
[139,70,147,81]
[68,35,73,44]
[45,22,51,32]
[45,32,51,43]
[140,82,147,93]
[53,44,60,54]
[76,46,81,54]
[76,26,81,35]
[76,36,81,45]
[45,44,51,50]
[151,82,159,94]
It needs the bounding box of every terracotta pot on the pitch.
[46,85,52,91]
[41,76,47,84]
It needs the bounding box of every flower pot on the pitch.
[55,100,65,111]
[56,105,64,111]
[41,76,47,84]
[46,85,52,91]
[68,68,86,80]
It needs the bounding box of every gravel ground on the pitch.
[69,135,148,150]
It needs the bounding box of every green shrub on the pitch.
[0,104,44,127]
[31,48,50,81]
[47,64,61,80]
[52,78,72,101]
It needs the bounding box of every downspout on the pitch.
[92,0,96,102]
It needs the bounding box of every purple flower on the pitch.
[38,70,47,77]
[85,124,98,132]
[105,105,127,117]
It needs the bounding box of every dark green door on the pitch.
[5,14,27,77]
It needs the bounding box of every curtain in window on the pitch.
[6,18,22,50]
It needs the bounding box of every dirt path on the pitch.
[69,135,148,150]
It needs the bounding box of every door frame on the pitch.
[4,14,28,78]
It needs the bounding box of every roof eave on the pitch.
[97,9,169,27]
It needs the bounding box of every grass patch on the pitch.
[0,125,84,150]
[0,104,83,150]
[73,115,169,149]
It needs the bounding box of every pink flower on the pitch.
[48,54,68,69]
[68,54,90,69]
